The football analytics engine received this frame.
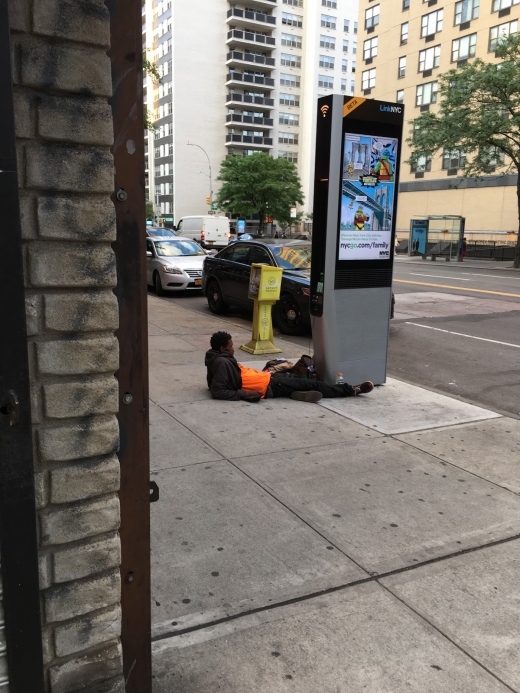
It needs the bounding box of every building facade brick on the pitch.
[10,0,125,688]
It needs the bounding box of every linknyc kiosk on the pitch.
[310,95,404,385]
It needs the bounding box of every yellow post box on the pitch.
[240,263,283,354]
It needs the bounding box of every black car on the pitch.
[202,241,311,335]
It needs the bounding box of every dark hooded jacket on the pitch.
[205,349,247,400]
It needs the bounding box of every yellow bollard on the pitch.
[240,263,283,355]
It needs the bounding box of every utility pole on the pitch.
[187,142,212,209]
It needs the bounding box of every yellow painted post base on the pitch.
[240,300,282,355]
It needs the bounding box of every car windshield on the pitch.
[153,240,205,257]
[149,228,174,237]
[272,245,311,270]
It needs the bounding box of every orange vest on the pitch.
[238,364,271,398]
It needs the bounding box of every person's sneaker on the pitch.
[290,391,323,403]
[352,381,374,396]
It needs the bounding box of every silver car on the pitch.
[146,237,208,295]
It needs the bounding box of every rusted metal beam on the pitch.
[106,0,152,690]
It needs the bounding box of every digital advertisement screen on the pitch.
[338,133,398,261]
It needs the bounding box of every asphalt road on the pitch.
[149,257,520,416]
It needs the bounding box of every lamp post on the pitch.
[187,141,212,209]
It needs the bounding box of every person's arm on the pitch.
[210,360,261,401]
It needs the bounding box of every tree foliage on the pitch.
[407,34,520,266]
[145,199,155,220]
[215,153,304,231]
[142,50,161,133]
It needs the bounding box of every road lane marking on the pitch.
[405,322,520,349]
[394,279,520,299]
[408,273,470,281]
[462,273,517,280]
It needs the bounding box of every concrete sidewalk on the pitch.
[148,293,520,693]
[395,255,518,271]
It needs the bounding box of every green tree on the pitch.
[145,199,155,220]
[215,153,304,232]
[407,34,520,267]
[142,50,161,132]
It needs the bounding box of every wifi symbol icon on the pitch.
[320,104,330,118]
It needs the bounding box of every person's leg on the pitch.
[270,374,355,398]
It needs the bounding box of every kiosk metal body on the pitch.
[311,95,404,385]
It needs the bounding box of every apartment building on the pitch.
[356,0,519,237]
[143,0,359,226]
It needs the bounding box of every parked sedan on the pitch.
[146,237,208,295]
[202,241,311,335]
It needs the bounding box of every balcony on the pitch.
[226,114,274,130]
[226,51,275,69]
[225,134,273,149]
[235,0,276,9]
[226,8,276,28]
[225,93,275,111]
[226,29,275,50]
[226,72,275,92]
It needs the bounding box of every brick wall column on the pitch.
[9,0,124,691]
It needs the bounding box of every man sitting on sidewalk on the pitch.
[205,331,374,403]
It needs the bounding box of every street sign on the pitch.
[290,207,297,218]
[211,203,217,210]
[237,219,246,232]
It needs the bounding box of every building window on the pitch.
[401,22,409,43]
[452,33,477,61]
[489,20,518,51]
[322,0,337,6]
[342,58,348,71]
[353,41,357,54]
[283,0,303,6]
[321,13,336,28]
[280,72,300,86]
[411,155,432,172]
[279,131,299,144]
[242,150,256,156]
[416,81,438,105]
[362,67,376,90]
[421,9,443,37]
[280,53,301,68]
[318,74,334,88]
[350,79,355,93]
[169,143,173,156]
[343,39,349,51]
[279,150,298,162]
[354,21,358,33]
[480,145,505,169]
[279,112,300,125]
[442,148,466,169]
[341,78,347,91]
[319,54,335,68]
[398,56,406,77]
[319,34,336,49]
[492,0,519,11]
[403,0,410,8]
[363,36,378,59]
[344,19,350,31]
[454,0,479,25]
[281,33,303,48]
[154,147,160,157]
[351,60,356,72]
[280,92,300,106]
[282,11,303,27]
[365,5,380,30]
[419,45,441,71]
[396,89,404,102]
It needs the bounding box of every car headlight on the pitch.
[162,265,183,274]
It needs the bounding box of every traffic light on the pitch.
[206,196,211,205]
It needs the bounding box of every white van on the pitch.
[176,216,230,249]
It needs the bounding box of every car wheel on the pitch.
[207,280,228,314]
[154,271,166,296]
[274,293,305,335]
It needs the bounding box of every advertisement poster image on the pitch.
[248,265,261,299]
[339,133,398,261]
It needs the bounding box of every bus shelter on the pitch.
[410,215,465,261]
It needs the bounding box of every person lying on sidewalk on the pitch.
[205,331,374,403]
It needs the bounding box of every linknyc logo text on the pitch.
[380,104,402,114]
